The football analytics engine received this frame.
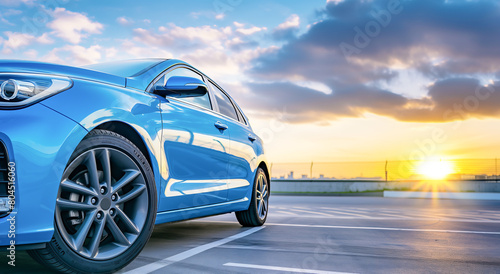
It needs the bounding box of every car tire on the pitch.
[235,168,269,227]
[28,129,157,273]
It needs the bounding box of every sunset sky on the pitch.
[1,0,500,164]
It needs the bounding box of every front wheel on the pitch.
[28,130,157,273]
[235,168,269,227]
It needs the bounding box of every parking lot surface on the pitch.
[2,196,500,273]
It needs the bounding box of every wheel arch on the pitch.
[258,161,271,189]
[93,121,153,170]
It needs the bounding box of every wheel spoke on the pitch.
[257,199,263,216]
[73,210,97,251]
[116,207,140,234]
[86,150,101,191]
[262,185,268,198]
[106,216,130,246]
[57,198,96,211]
[61,179,97,196]
[112,170,140,194]
[118,184,146,204]
[256,189,262,198]
[100,149,112,189]
[88,216,106,258]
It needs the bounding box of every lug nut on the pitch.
[100,187,107,194]
[111,194,117,201]
[91,197,97,205]
[96,212,103,219]
[110,209,115,216]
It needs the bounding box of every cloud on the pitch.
[1,31,53,53]
[0,8,22,26]
[37,33,53,44]
[117,16,133,26]
[2,8,21,16]
[247,0,500,123]
[393,78,500,122]
[276,14,300,31]
[237,82,406,123]
[233,22,245,28]
[43,45,103,65]
[326,0,345,4]
[237,78,500,124]
[24,49,37,59]
[255,0,500,82]
[236,26,267,36]
[273,14,300,40]
[121,40,173,60]
[133,23,237,54]
[2,32,33,50]
[48,8,103,44]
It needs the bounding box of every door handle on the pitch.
[214,121,228,131]
[248,134,257,142]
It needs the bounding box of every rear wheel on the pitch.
[28,130,157,273]
[235,168,269,227]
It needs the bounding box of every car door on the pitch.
[156,67,230,211]
[206,80,259,201]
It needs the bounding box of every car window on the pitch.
[160,68,212,110]
[208,81,239,121]
[235,106,247,125]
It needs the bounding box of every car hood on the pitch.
[0,60,126,87]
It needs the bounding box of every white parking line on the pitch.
[224,262,356,274]
[268,214,500,223]
[276,210,299,215]
[196,220,500,235]
[320,209,371,218]
[289,208,335,217]
[266,223,500,235]
[122,227,264,274]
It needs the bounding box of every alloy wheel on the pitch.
[255,172,269,220]
[55,147,148,260]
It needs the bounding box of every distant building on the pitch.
[319,174,325,179]
[280,176,285,179]
[301,175,308,179]
[287,171,294,179]
[461,174,475,180]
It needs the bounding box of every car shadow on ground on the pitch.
[0,218,243,273]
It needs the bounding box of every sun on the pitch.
[416,158,455,180]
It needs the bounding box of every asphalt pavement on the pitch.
[1,196,500,273]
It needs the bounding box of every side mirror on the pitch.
[153,76,208,98]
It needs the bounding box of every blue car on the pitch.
[0,59,269,273]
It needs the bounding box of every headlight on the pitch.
[0,73,73,108]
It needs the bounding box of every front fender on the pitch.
[0,104,88,246]
[41,79,164,205]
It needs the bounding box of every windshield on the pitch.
[83,59,166,78]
